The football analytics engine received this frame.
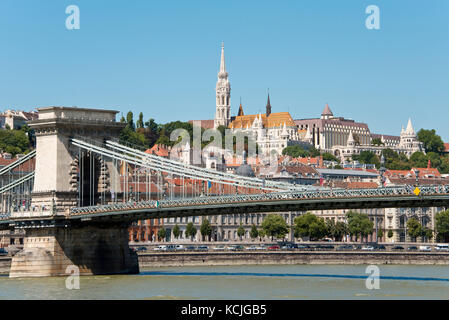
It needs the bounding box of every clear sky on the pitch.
[0,1,448,140]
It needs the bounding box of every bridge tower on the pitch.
[9,107,139,277]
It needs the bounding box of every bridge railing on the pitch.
[69,185,449,216]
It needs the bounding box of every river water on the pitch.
[1,265,449,299]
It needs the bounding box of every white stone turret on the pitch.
[214,42,231,129]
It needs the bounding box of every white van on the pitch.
[419,245,432,252]
[435,244,449,251]
[154,245,167,251]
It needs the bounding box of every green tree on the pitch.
[293,212,327,241]
[352,151,380,168]
[377,228,384,239]
[417,129,445,154]
[371,138,384,146]
[387,229,394,239]
[334,221,349,241]
[173,224,181,239]
[421,227,433,242]
[346,211,374,242]
[185,222,197,241]
[200,219,212,241]
[258,228,266,241]
[237,223,245,241]
[322,152,340,163]
[0,129,32,156]
[261,214,289,240]
[282,145,309,158]
[435,210,449,242]
[410,151,427,168]
[157,228,166,242]
[136,112,144,129]
[407,217,423,242]
[250,224,259,240]
[126,111,135,131]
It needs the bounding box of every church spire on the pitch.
[266,92,272,117]
[214,42,231,129]
[219,41,226,74]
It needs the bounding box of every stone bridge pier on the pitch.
[9,106,139,277]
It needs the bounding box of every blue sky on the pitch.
[0,1,448,140]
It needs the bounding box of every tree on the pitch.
[126,111,135,131]
[136,112,144,129]
[200,219,212,241]
[250,224,259,240]
[435,210,449,242]
[185,222,197,241]
[371,138,384,146]
[377,229,384,240]
[410,152,427,168]
[237,223,245,241]
[261,214,289,240]
[322,152,340,163]
[346,211,374,242]
[293,212,327,241]
[387,229,394,239]
[421,227,433,242]
[406,217,423,242]
[352,151,380,168]
[282,145,309,158]
[258,228,266,241]
[0,129,32,156]
[417,129,445,154]
[157,228,166,242]
[173,224,180,239]
[334,221,349,241]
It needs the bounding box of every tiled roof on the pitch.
[146,144,169,157]
[229,112,295,129]
[188,119,215,129]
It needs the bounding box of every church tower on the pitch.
[214,43,231,129]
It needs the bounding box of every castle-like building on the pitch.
[214,44,303,155]
[204,43,424,161]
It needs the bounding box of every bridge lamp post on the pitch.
[379,154,386,188]
[415,169,420,187]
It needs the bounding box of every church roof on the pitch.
[229,112,296,129]
[321,103,333,116]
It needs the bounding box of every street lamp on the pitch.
[379,154,386,188]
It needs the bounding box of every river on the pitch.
[1,264,449,299]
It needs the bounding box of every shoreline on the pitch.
[2,251,449,275]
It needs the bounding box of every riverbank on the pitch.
[2,251,449,275]
[138,251,449,268]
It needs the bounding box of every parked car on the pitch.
[213,245,226,251]
[165,245,177,251]
[196,245,209,252]
[154,245,167,251]
[435,244,449,251]
[407,246,418,251]
[136,246,147,252]
[297,244,311,250]
[226,245,237,251]
[361,246,374,251]
[281,244,296,250]
[392,246,404,251]
[267,245,280,251]
[175,245,185,251]
[255,245,267,251]
[374,245,386,251]
[419,245,432,252]
[245,245,258,251]
[185,245,196,251]
[336,245,353,251]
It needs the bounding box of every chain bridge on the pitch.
[0,107,448,277]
